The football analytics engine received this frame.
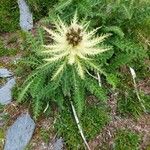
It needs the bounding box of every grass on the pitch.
[39,126,55,144]
[117,70,150,118]
[114,129,140,150]
[0,104,10,149]
[0,128,5,150]
[117,90,145,117]
[0,41,18,58]
[26,0,58,20]
[0,31,24,57]
[0,0,19,32]
[146,145,150,150]
[55,101,109,149]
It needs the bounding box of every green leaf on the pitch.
[84,77,107,101]
[18,80,33,103]
[72,69,85,115]
[106,73,119,89]
[103,26,124,38]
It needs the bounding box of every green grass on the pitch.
[55,102,109,149]
[0,40,18,57]
[0,128,5,150]
[114,129,140,150]
[117,72,150,117]
[0,104,9,149]
[39,127,55,144]
[117,90,145,118]
[26,0,58,20]
[40,128,50,143]
[0,0,19,32]
[0,31,25,57]
[146,145,150,150]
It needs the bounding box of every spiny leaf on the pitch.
[84,77,108,101]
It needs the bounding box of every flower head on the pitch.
[42,13,110,79]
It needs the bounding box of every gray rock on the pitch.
[4,113,35,150]
[53,138,64,150]
[0,68,16,104]
[18,0,33,31]
[0,68,12,78]
[0,78,16,105]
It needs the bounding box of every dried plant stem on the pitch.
[97,72,102,87]
[70,101,91,150]
[129,67,147,113]
[86,70,102,87]
[86,70,98,80]
[43,102,49,113]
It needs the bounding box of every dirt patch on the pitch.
[138,78,150,95]
[89,85,150,150]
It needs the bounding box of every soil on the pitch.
[89,81,150,150]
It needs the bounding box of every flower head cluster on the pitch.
[42,13,110,79]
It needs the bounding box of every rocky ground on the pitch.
[89,92,150,150]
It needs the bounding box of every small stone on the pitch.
[0,68,12,78]
[4,113,35,150]
[0,78,16,105]
[53,138,64,150]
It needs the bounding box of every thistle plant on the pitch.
[18,13,111,119]
[42,13,110,79]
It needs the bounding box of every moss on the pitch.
[0,0,19,32]
[114,129,140,150]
